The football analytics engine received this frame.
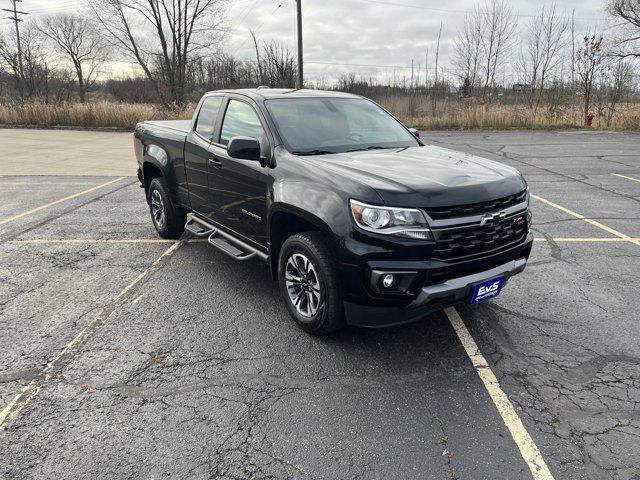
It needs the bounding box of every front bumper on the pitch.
[344,256,527,328]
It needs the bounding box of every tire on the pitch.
[148,177,186,239]
[278,231,345,335]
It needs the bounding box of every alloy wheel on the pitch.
[150,189,166,229]
[285,253,323,319]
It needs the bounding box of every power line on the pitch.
[226,0,262,36]
[356,0,603,22]
[235,1,283,52]
[306,60,457,73]
[27,0,81,14]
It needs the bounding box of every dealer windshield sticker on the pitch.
[471,277,505,304]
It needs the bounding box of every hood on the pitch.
[315,145,526,207]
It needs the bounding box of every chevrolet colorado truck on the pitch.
[134,88,532,335]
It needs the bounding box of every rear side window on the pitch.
[195,96,223,139]
[219,100,264,146]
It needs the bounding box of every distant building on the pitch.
[512,84,533,92]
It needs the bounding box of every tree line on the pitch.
[0,0,639,120]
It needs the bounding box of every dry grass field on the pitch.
[0,102,194,130]
[0,98,638,131]
[376,96,640,131]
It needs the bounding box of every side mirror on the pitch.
[408,128,420,138]
[227,136,261,162]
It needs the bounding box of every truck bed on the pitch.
[142,120,191,134]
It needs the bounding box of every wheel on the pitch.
[278,232,345,335]
[148,177,186,239]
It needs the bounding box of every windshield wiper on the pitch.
[345,146,390,153]
[292,149,335,156]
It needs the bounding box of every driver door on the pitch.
[206,98,270,247]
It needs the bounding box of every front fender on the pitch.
[271,181,351,238]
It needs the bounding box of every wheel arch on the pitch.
[268,205,336,281]
[140,140,174,203]
[142,161,164,201]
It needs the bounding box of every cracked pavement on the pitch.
[428,131,640,480]
[0,130,639,479]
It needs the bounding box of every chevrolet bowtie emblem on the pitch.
[480,211,507,226]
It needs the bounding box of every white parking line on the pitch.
[0,177,126,226]
[0,240,183,430]
[6,239,175,244]
[530,194,640,247]
[4,238,206,245]
[532,237,640,242]
[612,173,640,184]
[445,307,555,480]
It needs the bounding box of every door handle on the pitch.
[208,158,222,168]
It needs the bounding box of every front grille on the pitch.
[425,190,527,220]
[426,240,527,286]
[432,213,527,260]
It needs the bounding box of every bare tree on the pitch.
[454,11,483,94]
[37,14,108,103]
[88,0,228,104]
[576,35,605,119]
[479,0,518,97]
[521,3,569,109]
[0,28,25,99]
[261,41,296,88]
[0,22,53,101]
[250,30,263,85]
[454,0,517,99]
[607,0,640,58]
[598,59,634,125]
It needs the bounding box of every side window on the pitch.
[219,100,265,146]
[195,96,223,139]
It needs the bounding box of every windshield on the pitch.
[265,97,419,155]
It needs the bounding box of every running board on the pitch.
[185,214,268,262]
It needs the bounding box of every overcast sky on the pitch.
[9,0,610,83]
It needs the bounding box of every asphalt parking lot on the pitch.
[0,128,639,479]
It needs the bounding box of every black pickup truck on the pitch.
[134,88,532,335]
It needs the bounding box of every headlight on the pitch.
[350,200,432,239]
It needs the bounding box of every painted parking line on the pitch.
[532,237,640,242]
[0,177,126,226]
[0,240,183,430]
[4,238,206,244]
[612,173,640,184]
[530,194,640,247]
[445,307,555,480]
[6,239,176,244]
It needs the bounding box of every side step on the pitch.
[184,217,214,237]
[185,213,268,262]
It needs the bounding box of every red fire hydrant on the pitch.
[585,112,595,126]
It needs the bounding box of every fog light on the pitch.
[370,269,419,295]
[381,274,395,288]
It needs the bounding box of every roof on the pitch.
[204,88,361,100]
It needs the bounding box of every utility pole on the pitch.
[571,9,575,88]
[432,21,442,113]
[425,49,428,89]
[296,0,303,89]
[410,59,414,89]
[2,0,28,82]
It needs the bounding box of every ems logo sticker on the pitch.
[471,277,505,304]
